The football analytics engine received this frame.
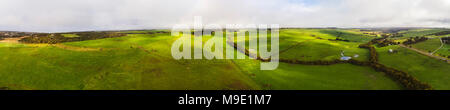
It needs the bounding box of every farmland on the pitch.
[0,28,448,90]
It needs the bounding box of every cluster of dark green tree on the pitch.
[0,32,33,40]
[369,38,399,47]
[358,43,378,63]
[442,37,450,44]
[19,32,126,44]
[328,38,350,42]
[402,36,428,45]
[362,45,378,63]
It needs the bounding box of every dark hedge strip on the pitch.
[19,32,126,44]
[227,41,270,62]
[402,37,428,45]
[328,38,351,42]
[358,44,378,63]
[0,32,34,40]
[368,63,432,90]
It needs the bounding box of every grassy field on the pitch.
[0,34,259,90]
[377,45,450,89]
[411,38,449,57]
[232,59,401,90]
[394,29,449,39]
[277,29,371,61]
[319,29,376,42]
[0,29,448,90]
[435,43,450,57]
[411,38,442,53]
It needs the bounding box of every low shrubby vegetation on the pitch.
[403,37,428,45]
[19,32,126,44]
[443,37,450,44]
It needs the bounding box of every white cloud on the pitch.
[0,0,448,32]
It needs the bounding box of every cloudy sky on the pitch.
[0,0,449,32]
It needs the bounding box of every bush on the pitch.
[358,44,378,63]
[19,32,126,44]
[403,37,428,45]
[442,37,450,44]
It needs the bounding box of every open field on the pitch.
[0,34,259,90]
[395,29,449,38]
[0,28,448,90]
[377,45,450,89]
[276,29,372,61]
[232,59,401,90]
[387,28,449,59]
[411,38,449,57]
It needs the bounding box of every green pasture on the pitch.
[1,29,447,90]
[377,45,450,89]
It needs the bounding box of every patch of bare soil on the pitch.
[0,36,28,43]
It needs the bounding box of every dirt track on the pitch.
[0,36,104,52]
[399,44,449,63]
[431,38,444,55]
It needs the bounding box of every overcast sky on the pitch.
[0,0,449,32]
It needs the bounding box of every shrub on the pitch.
[19,32,126,44]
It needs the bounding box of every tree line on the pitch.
[0,32,33,40]
[402,36,428,45]
[442,37,450,44]
[19,32,126,44]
